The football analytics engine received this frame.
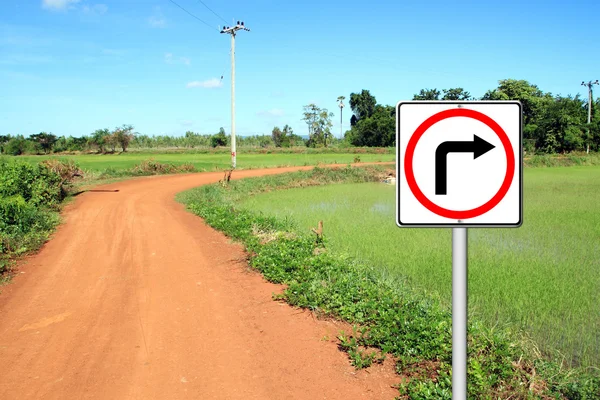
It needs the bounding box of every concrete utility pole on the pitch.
[220,21,250,169]
[337,96,345,139]
[581,79,599,154]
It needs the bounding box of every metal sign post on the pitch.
[452,227,468,399]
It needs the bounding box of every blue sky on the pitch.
[1,0,599,138]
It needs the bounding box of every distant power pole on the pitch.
[581,80,599,153]
[220,21,250,169]
[337,96,345,139]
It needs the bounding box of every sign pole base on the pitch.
[452,227,468,399]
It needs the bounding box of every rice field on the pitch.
[14,152,393,172]
[239,166,600,368]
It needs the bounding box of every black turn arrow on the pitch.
[435,135,495,195]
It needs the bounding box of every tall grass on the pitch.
[240,166,600,368]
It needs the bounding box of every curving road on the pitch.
[0,166,398,400]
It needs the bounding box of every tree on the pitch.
[536,95,587,153]
[0,135,10,154]
[89,128,110,153]
[349,90,377,125]
[29,132,57,154]
[413,88,441,100]
[210,127,228,147]
[281,124,293,147]
[112,124,135,152]
[482,79,546,126]
[271,125,293,147]
[302,104,334,147]
[4,135,28,155]
[105,133,117,152]
[442,88,472,101]
[271,126,284,147]
[345,104,395,147]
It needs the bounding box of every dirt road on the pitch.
[0,166,398,400]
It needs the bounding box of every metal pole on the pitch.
[452,227,468,400]
[588,85,592,125]
[340,106,343,138]
[231,32,236,169]
[588,86,592,154]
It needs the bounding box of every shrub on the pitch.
[4,137,28,155]
[0,159,64,207]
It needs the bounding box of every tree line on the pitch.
[2,79,598,155]
[0,125,307,155]
[342,79,600,153]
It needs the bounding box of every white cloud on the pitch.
[42,0,80,10]
[187,78,222,89]
[180,120,194,127]
[257,109,285,117]
[82,4,108,14]
[165,53,190,66]
[149,16,166,28]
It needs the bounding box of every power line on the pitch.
[167,0,219,32]
[196,0,228,24]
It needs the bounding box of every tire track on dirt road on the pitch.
[0,164,398,400]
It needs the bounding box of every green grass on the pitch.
[14,152,393,172]
[239,166,600,368]
[178,166,600,399]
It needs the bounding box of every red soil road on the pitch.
[0,166,399,400]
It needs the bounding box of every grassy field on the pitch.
[239,166,600,368]
[14,152,394,172]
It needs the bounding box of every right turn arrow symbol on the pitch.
[435,135,495,195]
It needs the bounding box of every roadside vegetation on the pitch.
[177,166,600,399]
[0,158,81,278]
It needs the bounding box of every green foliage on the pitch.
[53,135,88,153]
[413,88,441,100]
[303,104,334,147]
[89,128,110,153]
[3,135,29,156]
[0,158,63,207]
[29,132,58,154]
[178,167,599,399]
[442,87,472,100]
[112,124,136,152]
[210,127,228,148]
[346,104,395,147]
[0,158,75,275]
[349,89,377,124]
[271,125,294,148]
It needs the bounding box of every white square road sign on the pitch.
[396,101,522,228]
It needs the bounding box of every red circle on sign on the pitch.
[404,108,515,220]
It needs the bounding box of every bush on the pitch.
[210,132,228,148]
[0,159,63,207]
[4,137,28,155]
[0,159,80,275]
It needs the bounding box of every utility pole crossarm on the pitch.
[220,21,250,170]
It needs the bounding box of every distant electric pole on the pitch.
[581,80,599,153]
[220,21,250,169]
[337,96,345,139]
